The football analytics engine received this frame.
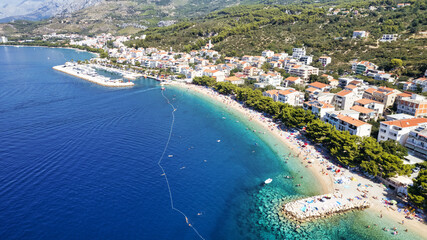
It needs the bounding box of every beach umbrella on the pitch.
[390,200,397,205]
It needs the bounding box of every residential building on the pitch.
[318,56,332,66]
[243,66,261,77]
[263,90,280,102]
[224,76,244,85]
[354,98,385,116]
[378,118,427,144]
[397,3,411,7]
[404,125,427,160]
[303,101,335,119]
[0,36,7,43]
[338,77,359,88]
[277,89,305,106]
[330,110,360,119]
[386,114,415,121]
[308,82,330,92]
[373,73,395,82]
[224,57,238,64]
[306,87,320,95]
[283,76,302,87]
[334,90,361,110]
[262,50,275,58]
[309,92,335,104]
[258,72,283,87]
[324,112,372,137]
[352,31,369,38]
[396,94,427,117]
[288,65,319,80]
[413,77,427,92]
[363,87,401,107]
[350,105,377,121]
[203,69,225,82]
[292,47,306,60]
[379,34,398,42]
[272,53,288,62]
[299,55,313,65]
[352,61,378,75]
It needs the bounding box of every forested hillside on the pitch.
[127,0,427,76]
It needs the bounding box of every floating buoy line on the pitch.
[159,89,206,240]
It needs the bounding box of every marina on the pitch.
[283,192,371,222]
[89,64,143,80]
[53,62,135,87]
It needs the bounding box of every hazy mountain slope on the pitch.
[0,0,104,23]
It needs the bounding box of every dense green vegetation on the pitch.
[408,169,427,209]
[192,76,411,176]
[128,0,427,77]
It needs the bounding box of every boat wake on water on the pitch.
[159,89,206,240]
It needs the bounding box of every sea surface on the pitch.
[0,46,422,240]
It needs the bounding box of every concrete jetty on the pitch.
[282,192,371,222]
[53,63,134,87]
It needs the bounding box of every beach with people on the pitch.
[169,81,427,237]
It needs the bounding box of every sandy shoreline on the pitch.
[169,82,427,237]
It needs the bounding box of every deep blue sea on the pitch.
[0,46,422,240]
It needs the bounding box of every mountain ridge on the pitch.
[0,0,104,23]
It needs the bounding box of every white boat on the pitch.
[264,178,273,184]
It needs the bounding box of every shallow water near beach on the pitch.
[0,46,422,240]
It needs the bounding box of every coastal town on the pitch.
[23,31,426,161]
[1,0,427,239]
[3,30,426,225]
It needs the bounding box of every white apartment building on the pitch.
[379,34,398,42]
[277,89,305,106]
[299,55,313,65]
[283,76,302,87]
[354,98,385,116]
[262,50,275,58]
[377,118,427,144]
[202,69,225,82]
[0,36,7,43]
[288,65,319,80]
[263,89,304,106]
[258,72,283,87]
[396,94,427,117]
[404,125,427,160]
[319,56,332,66]
[272,53,288,62]
[309,92,335,104]
[338,77,359,88]
[324,112,372,137]
[333,90,361,110]
[292,47,306,60]
[352,31,369,38]
[386,114,415,121]
[303,101,335,119]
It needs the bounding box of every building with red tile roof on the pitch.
[378,118,427,144]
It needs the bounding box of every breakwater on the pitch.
[283,192,371,222]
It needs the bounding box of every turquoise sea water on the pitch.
[0,46,422,240]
